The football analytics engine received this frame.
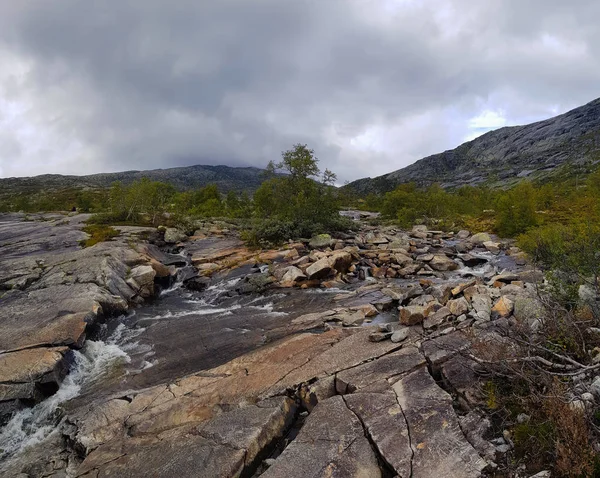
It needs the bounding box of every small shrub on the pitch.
[81,225,119,247]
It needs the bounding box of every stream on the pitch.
[0,238,519,464]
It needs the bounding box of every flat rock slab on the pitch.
[336,346,425,393]
[344,391,412,477]
[0,346,69,383]
[393,367,487,478]
[262,395,381,478]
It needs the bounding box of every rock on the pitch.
[429,284,453,305]
[305,257,334,280]
[399,305,426,325]
[394,252,413,267]
[513,296,544,322]
[261,396,382,478]
[163,227,187,243]
[280,266,306,285]
[308,234,333,249]
[490,272,520,284]
[429,254,459,271]
[129,265,157,298]
[423,306,452,329]
[391,327,410,343]
[447,297,469,316]
[341,310,366,327]
[470,232,491,245]
[237,273,274,294]
[456,230,471,239]
[393,367,488,477]
[369,331,392,342]
[459,411,496,461]
[328,251,353,274]
[0,346,69,389]
[471,294,492,321]
[492,296,514,318]
[451,280,477,296]
[590,377,600,398]
[483,241,500,254]
[344,391,412,477]
[416,253,434,261]
[459,254,488,267]
[336,347,425,394]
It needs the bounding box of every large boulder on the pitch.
[163,228,187,244]
[470,232,492,245]
[306,257,334,280]
[399,305,426,325]
[429,254,459,272]
[308,234,333,249]
[128,265,157,298]
[280,266,307,285]
[328,251,353,274]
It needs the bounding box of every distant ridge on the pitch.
[0,164,272,196]
[345,97,600,194]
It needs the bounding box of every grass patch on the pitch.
[81,225,119,247]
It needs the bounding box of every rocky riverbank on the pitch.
[0,213,549,477]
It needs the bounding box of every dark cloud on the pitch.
[0,0,599,181]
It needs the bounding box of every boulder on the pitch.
[280,266,306,285]
[471,294,492,321]
[492,296,514,318]
[328,251,353,274]
[399,305,426,325]
[483,241,500,254]
[456,230,471,239]
[429,254,459,271]
[306,257,334,280]
[470,232,491,245]
[391,327,410,343]
[163,228,187,244]
[447,297,469,316]
[308,234,333,249]
[129,265,156,298]
[424,306,452,329]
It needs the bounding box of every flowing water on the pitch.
[0,240,520,463]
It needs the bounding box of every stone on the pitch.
[492,296,514,318]
[0,346,69,385]
[336,347,425,394]
[394,252,413,267]
[459,411,496,461]
[261,396,381,478]
[399,305,426,325]
[590,377,600,398]
[447,297,469,316]
[393,367,487,477]
[429,284,453,305]
[456,229,471,239]
[369,331,392,342]
[328,251,353,274]
[429,254,459,271]
[513,296,544,322]
[423,306,452,329]
[483,241,500,254]
[391,327,410,343]
[163,227,187,243]
[470,232,491,245]
[344,392,412,477]
[308,234,333,249]
[490,272,520,284]
[305,257,334,280]
[471,294,492,321]
[280,266,306,285]
[129,265,156,298]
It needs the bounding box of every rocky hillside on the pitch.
[0,164,271,196]
[347,97,600,194]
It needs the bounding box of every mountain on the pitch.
[0,164,272,197]
[346,97,600,194]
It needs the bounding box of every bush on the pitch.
[80,225,119,247]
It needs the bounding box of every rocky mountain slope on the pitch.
[347,97,600,194]
[0,164,271,196]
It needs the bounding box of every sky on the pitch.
[0,0,599,182]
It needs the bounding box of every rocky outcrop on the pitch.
[0,214,174,419]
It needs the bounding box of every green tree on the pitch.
[495,182,538,237]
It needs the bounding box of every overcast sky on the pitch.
[0,0,599,182]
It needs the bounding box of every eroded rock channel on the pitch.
[0,213,543,477]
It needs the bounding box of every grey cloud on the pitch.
[0,0,599,180]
